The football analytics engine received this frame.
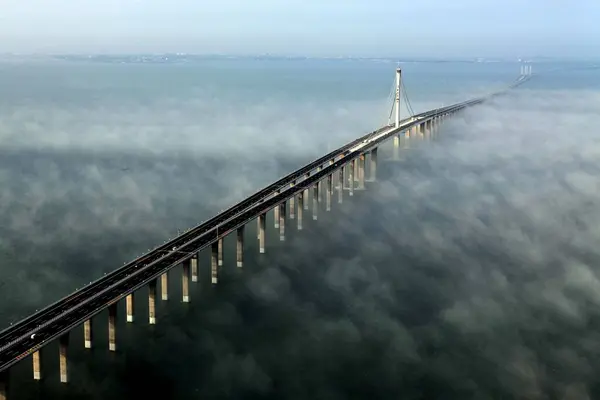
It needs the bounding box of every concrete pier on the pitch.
[59,333,69,384]
[148,279,157,324]
[317,166,322,201]
[274,190,280,228]
[392,135,400,159]
[303,173,309,210]
[0,371,7,400]
[182,259,190,303]
[218,238,223,267]
[108,303,117,352]
[126,293,134,323]
[297,193,303,230]
[84,319,92,349]
[279,201,287,242]
[370,148,378,181]
[236,226,244,267]
[211,241,218,284]
[312,184,319,220]
[337,168,343,204]
[160,272,168,301]
[191,255,198,282]
[357,154,365,189]
[349,160,355,196]
[32,350,41,380]
[289,181,296,219]
[326,174,332,211]
[258,213,266,253]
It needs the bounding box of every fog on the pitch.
[3,78,600,399]
[0,65,488,326]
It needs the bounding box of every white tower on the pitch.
[395,68,401,128]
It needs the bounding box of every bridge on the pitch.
[0,64,533,399]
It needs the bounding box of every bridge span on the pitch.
[0,65,532,399]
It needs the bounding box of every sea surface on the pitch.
[0,56,600,399]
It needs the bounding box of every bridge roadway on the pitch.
[0,75,529,372]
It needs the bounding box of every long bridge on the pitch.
[0,64,533,399]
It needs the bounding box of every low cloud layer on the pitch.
[3,69,600,399]
[0,59,482,326]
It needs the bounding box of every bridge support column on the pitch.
[160,272,168,301]
[218,238,223,267]
[337,169,343,204]
[297,193,303,230]
[236,226,244,267]
[395,68,401,127]
[211,241,218,284]
[258,213,266,253]
[303,174,309,210]
[353,158,359,183]
[191,255,198,282]
[279,202,286,241]
[0,371,7,400]
[369,148,378,181]
[427,120,432,139]
[59,333,69,384]
[108,303,117,352]
[84,319,92,348]
[32,350,41,380]
[289,181,296,219]
[392,135,400,159]
[317,166,322,202]
[126,294,134,323]
[274,190,280,228]
[312,184,319,220]
[357,155,365,189]
[148,279,157,324]
[326,174,332,211]
[182,259,190,302]
[349,160,355,196]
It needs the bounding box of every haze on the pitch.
[0,0,598,58]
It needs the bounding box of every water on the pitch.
[0,56,599,399]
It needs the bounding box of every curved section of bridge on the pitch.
[0,67,532,398]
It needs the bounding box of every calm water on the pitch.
[1,57,599,399]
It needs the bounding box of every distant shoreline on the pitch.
[0,53,591,65]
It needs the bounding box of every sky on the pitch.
[0,0,598,58]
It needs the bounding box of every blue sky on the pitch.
[0,0,598,58]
